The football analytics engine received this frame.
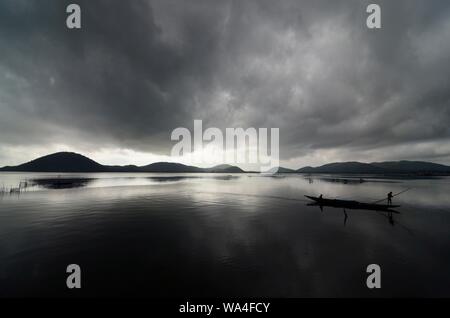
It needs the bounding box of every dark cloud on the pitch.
[0,0,450,166]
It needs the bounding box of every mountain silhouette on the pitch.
[274,167,297,173]
[140,162,203,173]
[0,152,239,173]
[0,152,106,172]
[1,152,449,174]
[297,160,450,175]
[297,162,385,174]
[205,164,245,173]
[370,160,450,173]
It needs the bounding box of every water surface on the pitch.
[1,172,449,297]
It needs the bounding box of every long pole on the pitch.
[371,188,412,204]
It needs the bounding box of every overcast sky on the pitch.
[1,0,450,168]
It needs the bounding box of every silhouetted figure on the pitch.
[319,194,323,199]
[387,192,393,205]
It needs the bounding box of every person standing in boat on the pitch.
[387,192,393,205]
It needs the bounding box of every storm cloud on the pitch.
[1,0,450,167]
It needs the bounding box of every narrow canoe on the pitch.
[305,195,400,211]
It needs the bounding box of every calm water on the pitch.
[0,172,449,297]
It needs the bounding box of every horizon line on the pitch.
[1,151,450,172]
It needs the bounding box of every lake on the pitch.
[0,172,449,297]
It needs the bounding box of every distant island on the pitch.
[0,152,245,173]
[296,161,450,175]
[0,152,450,175]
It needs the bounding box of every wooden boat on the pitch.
[305,195,400,212]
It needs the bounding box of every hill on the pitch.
[371,161,450,173]
[0,152,106,172]
[1,152,449,175]
[140,162,204,173]
[0,152,241,173]
[205,164,245,173]
[297,160,450,175]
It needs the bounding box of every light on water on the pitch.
[1,172,450,297]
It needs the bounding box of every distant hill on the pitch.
[205,164,245,173]
[1,152,449,175]
[0,152,241,173]
[263,166,297,173]
[0,152,106,172]
[140,162,204,173]
[297,160,450,175]
[276,167,298,173]
[297,162,385,174]
[370,161,450,173]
